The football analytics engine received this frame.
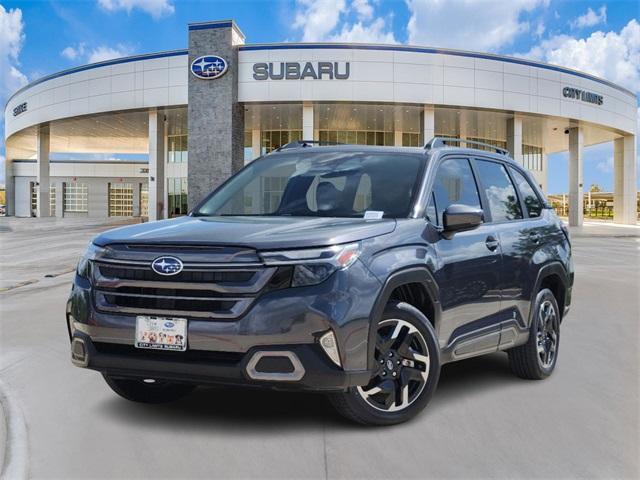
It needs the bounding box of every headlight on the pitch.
[76,243,105,279]
[262,242,361,287]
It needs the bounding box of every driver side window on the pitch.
[427,158,482,226]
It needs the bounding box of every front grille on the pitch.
[98,265,255,284]
[92,255,281,319]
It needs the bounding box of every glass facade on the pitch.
[168,134,188,163]
[261,130,303,153]
[318,130,394,146]
[523,144,543,171]
[108,183,134,217]
[168,177,188,217]
[402,132,422,147]
[140,183,149,217]
[64,182,88,213]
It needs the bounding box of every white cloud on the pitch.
[522,19,640,92]
[0,5,28,185]
[596,156,613,173]
[571,5,606,29]
[61,43,86,60]
[293,0,347,42]
[406,0,547,51]
[98,0,174,19]
[352,0,374,21]
[293,0,395,43]
[330,18,397,43]
[0,5,28,100]
[87,45,133,63]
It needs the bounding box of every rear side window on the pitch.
[428,158,481,226]
[475,160,523,222]
[509,167,542,218]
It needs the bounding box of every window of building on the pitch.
[168,177,188,217]
[466,137,508,152]
[475,160,522,222]
[30,183,59,216]
[428,158,481,226]
[509,167,542,218]
[50,185,56,216]
[64,182,88,213]
[108,183,134,217]
[244,131,253,162]
[402,132,423,147]
[318,130,394,146]
[168,134,188,163]
[261,130,303,154]
[140,183,149,217]
[523,144,543,171]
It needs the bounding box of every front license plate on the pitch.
[135,316,187,351]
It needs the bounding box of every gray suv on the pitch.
[67,138,573,425]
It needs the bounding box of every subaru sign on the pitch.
[191,55,228,80]
[151,256,184,276]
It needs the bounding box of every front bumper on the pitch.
[67,259,381,391]
[71,331,370,391]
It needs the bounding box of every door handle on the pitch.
[485,235,500,251]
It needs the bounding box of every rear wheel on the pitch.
[329,301,440,426]
[103,374,195,403]
[508,288,560,380]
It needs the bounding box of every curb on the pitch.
[0,380,28,480]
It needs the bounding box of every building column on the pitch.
[613,134,637,224]
[423,105,435,144]
[5,160,15,216]
[507,114,523,165]
[568,127,584,227]
[394,131,403,147]
[36,124,51,217]
[251,129,261,161]
[303,102,314,141]
[458,110,468,140]
[148,108,165,221]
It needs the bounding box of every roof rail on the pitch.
[274,140,342,152]
[424,137,510,156]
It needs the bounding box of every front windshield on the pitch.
[194,151,426,219]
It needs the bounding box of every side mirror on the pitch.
[443,204,484,234]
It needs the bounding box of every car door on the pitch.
[472,158,541,345]
[426,156,502,355]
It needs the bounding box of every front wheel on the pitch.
[103,374,196,404]
[329,301,440,426]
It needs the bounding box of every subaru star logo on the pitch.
[151,256,184,276]
[190,55,228,80]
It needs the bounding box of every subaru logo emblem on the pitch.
[151,256,184,276]
[190,55,228,80]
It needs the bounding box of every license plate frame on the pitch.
[135,316,187,351]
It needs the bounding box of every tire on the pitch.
[328,301,440,426]
[102,374,196,404]
[508,288,560,380]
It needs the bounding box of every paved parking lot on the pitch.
[0,219,638,479]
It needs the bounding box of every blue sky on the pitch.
[1,0,638,193]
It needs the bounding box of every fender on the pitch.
[366,266,441,370]
[529,261,570,327]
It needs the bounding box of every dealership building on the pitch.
[3,19,637,225]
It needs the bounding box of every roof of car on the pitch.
[270,143,517,164]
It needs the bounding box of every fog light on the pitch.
[319,331,341,367]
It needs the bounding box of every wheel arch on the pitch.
[366,267,441,370]
[531,262,569,325]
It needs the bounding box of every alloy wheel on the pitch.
[536,300,558,369]
[357,319,430,412]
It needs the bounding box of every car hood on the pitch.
[93,216,396,250]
